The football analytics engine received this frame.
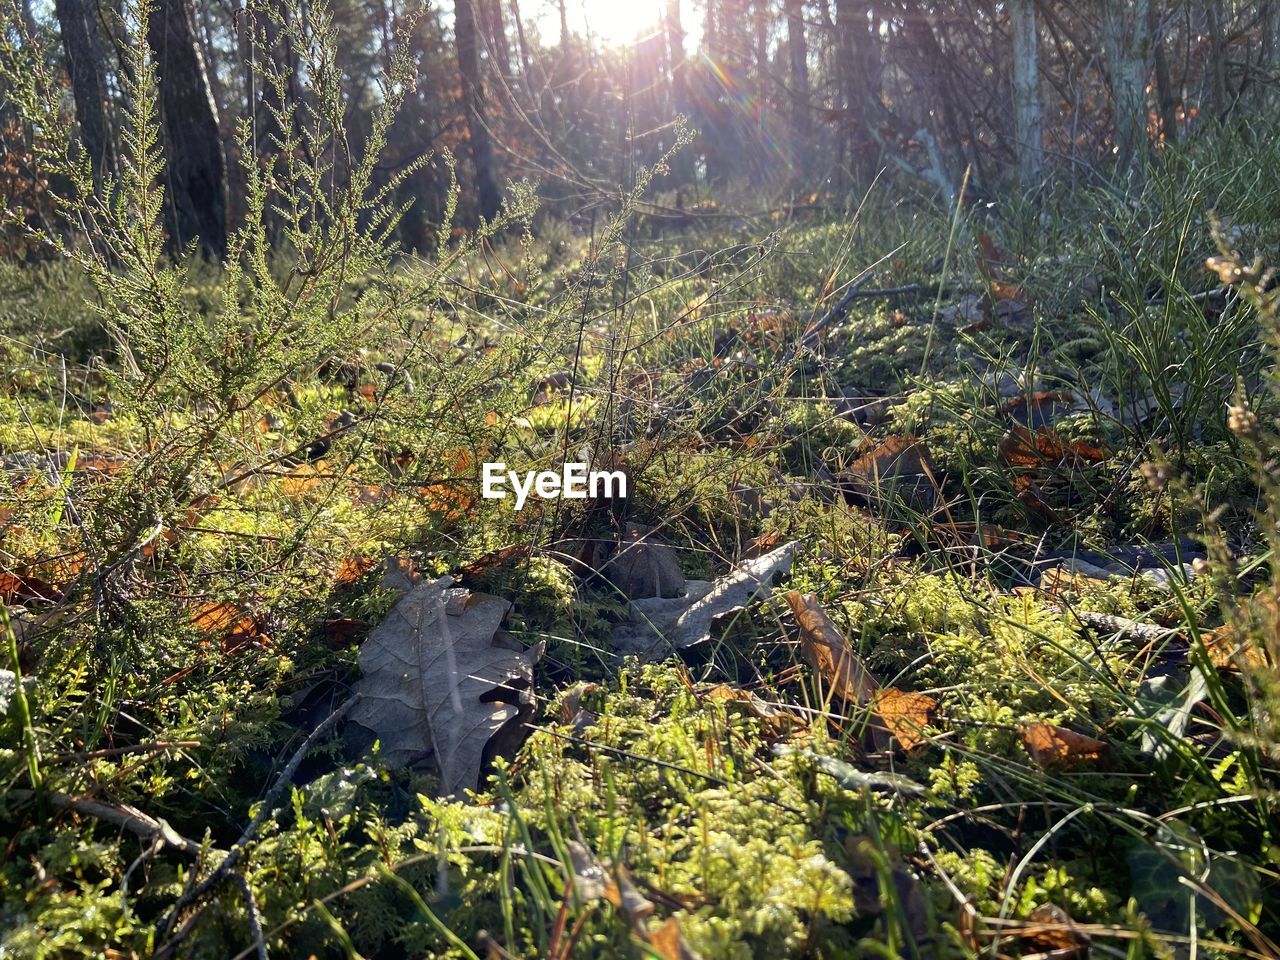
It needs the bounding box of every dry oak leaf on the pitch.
[1202,625,1269,672]
[704,683,803,737]
[786,591,879,705]
[0,571,62,605]
[350,575,537,796]
[323,617,368,648]
[1020,723,1107,769]
[334,556,375,590]
[648,917,701,960]
[610,541,796,658]
[840,436,938,512]
[844,435,934,483]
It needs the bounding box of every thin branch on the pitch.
[155,695,359,943]
[10,789,202,856]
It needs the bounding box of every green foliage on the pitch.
[3,13,1280,954]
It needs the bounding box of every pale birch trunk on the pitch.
[1010,0,1042,186]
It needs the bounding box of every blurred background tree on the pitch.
[4,0,1278,252]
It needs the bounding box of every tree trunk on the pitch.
[54,0,113,186]
[1151,14,1178,144]
[1010,0,1042,185]
[146,0,228,260]
[1101,0,1151,177]
[833,0,876,178]
[1205,0,1230,117]
[784,0,810,177]
[455,0,502,220]
[664,0,694,182]
[510,0,534,82]
[481,0,513,80]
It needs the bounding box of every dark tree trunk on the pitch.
[18,0,37,35]
[54,0,113,185]
[511,0,534,82]
[480,0,512,79]
[784,0,810,175]
[147,0,228,260]
[664,0,694,182]
[834,0,876,177]
[455,0,502,220]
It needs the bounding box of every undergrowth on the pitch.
[1,4,1279,956]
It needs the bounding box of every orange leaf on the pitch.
[873,688,937,750]
[1020,723,1107,769]
[648,916,696,960]
[324,617,368,648]
[1202,625,1269,672]
[416,482,477,521]
[0,570,61,604]
[190,601,269,654]
[998,425,1109,467]
[334,556,374,589]
[845,435,934,482]
[458,544,531,578]
[281,463,325,497]
[786,591,880,705]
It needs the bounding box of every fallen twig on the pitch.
[155,695,359,946]
[1049,607,1181,643]
[231,871,269,960]
[46,740,203,764]
[10,789,202,856]
[789,271,874,358]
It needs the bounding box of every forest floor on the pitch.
[2,133,1280,959]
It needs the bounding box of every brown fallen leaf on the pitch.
[457,544,532,579]
[601,525,687,599]
[1012,474,1062,525]
[334,556,375,589]
[840,436,938,512]
[190,601,270,654]
[845,435,934,482]
[0,571,62,605]
[873,688,937,751]
[349,576,537,796]
[323,617,368,648]
[281,462,327,497]
[1019,903,1090,959]
[1202,625,1269,672]
[648,916,701,960]
[786,592,879,705]
[415,481,478,522]
[998,425,1110,468]
[1021,723,1107,769]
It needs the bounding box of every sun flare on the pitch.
[563,0,667,45]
